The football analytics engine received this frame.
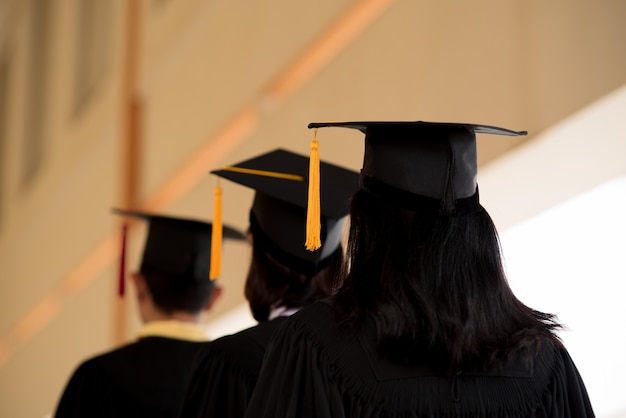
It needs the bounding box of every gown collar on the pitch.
[268,305,301,320]
[136,320,211,342]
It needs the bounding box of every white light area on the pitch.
[479,84,626,415]
[480,83,626,232]
[499,176,626,417]
[206,303,257,340]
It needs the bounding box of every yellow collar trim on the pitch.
[136,320,211,342]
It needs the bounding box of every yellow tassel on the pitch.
[305,129,322,251]
[209,179,222,280]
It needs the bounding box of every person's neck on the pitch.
[143,308,201,324]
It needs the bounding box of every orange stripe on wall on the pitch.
[142,105,260,210]
[264,0,395,102]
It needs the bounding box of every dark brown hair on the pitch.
[245,233,343,322]
[334,189,561,374]
[142,267,215,315]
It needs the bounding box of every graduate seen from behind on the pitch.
[246,122,595,417]
[178,149,358,418]
[54,210,245,418]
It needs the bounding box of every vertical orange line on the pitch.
[115,0,142,346]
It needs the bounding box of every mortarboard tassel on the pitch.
[118,222,128,297]
[305,128,322,251]
[209,179,223,280]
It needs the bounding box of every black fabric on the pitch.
[212,149,358,220]
[359,170,481,214]
[307,121,526,201]
[54,337,208,418]
[249,211,338,276]
[178,317,288,418]
[245,301,595,418]
[212,149,357,264]
[308,121,527,137]
[113,209,245,281]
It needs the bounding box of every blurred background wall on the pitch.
[0,0,624,417]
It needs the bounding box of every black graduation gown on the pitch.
[54,337,209,418]
[246,300,595,418]
[178,317,288,418]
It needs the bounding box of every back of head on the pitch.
[211,149,358,322]
[245,230,343,321]
[114,209,245,314]
[310,121,560,373]
[141,266,216,315]
[338,190,554,372]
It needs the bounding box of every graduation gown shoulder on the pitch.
[178,317,288,418]
[245,300,594,418]
[54,337,209,418]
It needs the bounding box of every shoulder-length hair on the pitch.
[245,233,343,322]
[334,189,561,374]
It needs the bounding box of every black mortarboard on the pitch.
[211,149,359,272]
[113,209,245,296]
[307,121,527,213]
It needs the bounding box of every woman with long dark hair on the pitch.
[178,149,358,418]
[246,122,594,417]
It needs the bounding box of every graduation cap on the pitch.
[113,209,246,297]
[211,149,359,273]
[306,121,527,222]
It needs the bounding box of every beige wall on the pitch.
[0,1,625,417]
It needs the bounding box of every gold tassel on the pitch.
[306,128,322,251]
[209,179,222,280]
